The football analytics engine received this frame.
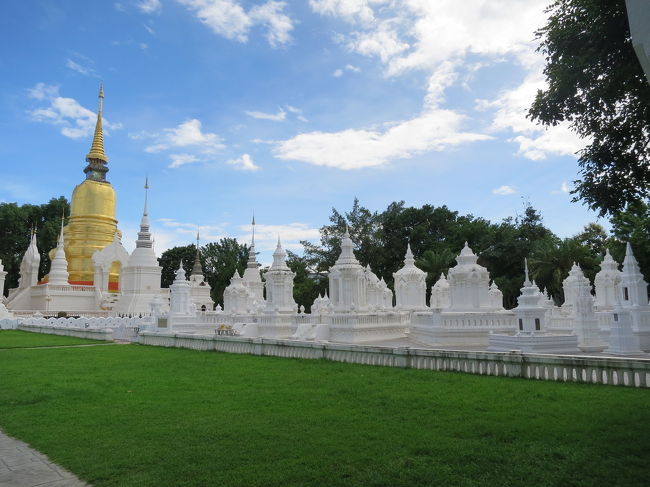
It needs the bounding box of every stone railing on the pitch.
[139,331,650,388]
[17,323,114,341]
[437,311,516,329]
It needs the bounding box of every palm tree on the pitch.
[416,249,456,305]
[529,238,598,304]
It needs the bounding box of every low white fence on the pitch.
[3,316,149,342]
[140,331,650,388]
[17,323,114,341]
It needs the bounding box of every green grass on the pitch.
[0,330,107,348]
[0,345,648,487]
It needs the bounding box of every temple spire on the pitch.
[191,230,203,277]
[84,84,109,181]
[143,176,149,216]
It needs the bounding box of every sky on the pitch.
[0,0,609,264]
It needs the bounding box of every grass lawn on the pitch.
[0,344,648,487]
[0,330,107,348]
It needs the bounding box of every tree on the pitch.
[157,238,250,307]
[608,200,650,280]
[415,249,455,305]
[158,245,197,288]
[201,238,249,307]
[574,223,610,257]
[530,0,650,215]
[0,197,69,294]
[286,250,328,313]
[529,238,599,303]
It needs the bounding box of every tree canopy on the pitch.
[0,197,69,294]
[529,0,650,215]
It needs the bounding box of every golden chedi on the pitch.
[48,85,121,288]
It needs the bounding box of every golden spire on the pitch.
[86,84,108,163]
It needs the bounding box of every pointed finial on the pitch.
[524,258,531,285]
[277,235,281,246]
[344,225,350,237]
[86,84,108,164]
[251,213,256,247]
[143,177,149,215]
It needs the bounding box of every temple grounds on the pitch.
[1,331,649,487]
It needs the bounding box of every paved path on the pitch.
[0,432,89,486]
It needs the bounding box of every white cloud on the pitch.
[249,1,293,47]
[144,24,156,35]
[177,0,293,47]
[27,83,121,139]
[492,185,516,195]
[138,0,161,14]
[226,153,260,171]
[285,105,307,122]
[309,0,386,25]
[560,181,571,193]
[275,63,490,169]
[333,64,361,77]
[238,222,320,251]
[169,153,200,168]
[245,109,287,121]
[65,59,98,77]
[311,0,586,162]
[477,72,583,160]
[144,119,225,153]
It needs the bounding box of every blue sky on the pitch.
[0,0,608,263]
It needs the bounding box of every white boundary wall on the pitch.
[140,331,650,388]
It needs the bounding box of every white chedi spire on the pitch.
[270,236,290,270]
[264,236,297,313]
[393,241,427,310]
[618,242,649,307]
[19,229,41,288]
[334,226,361,267]
[242,215,264,303]
[594,248,622,310]
[516,259,543,309]
[48,218,69,285]
[136,177,153,249]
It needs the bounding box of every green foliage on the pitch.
[1,345,649,486]
[530,0,650,215]
[0,197,69,294]
[157,245,197,288]
[608,200,650,279]
[202,238,250,307]
[303,200,562,309]
[286,250,328,312]
[158,238,249,307]
[529,238,600,303]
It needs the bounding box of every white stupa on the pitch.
[594,249,622,310]
[114,179,165,315]
[447,242,502,312]
[393,243,427,311]
[242,215,264,304]
[264,237,297,313]
[47,219,70,286]
[328,227,368,312]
